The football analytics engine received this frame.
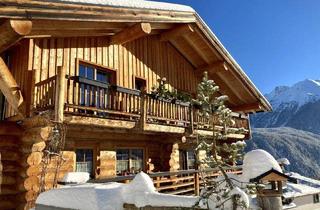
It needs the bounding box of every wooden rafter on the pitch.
[160,24,194,42]
[110,23,152,45]
[231,103,262,112]
[0,19,32,53]
[196,61,229,73]
[0,57,25,117]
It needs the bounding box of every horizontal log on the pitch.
[0,135,20,146]
[27,152,43,166]
[21,126,52,143]
[0,122,23,136]
[1,175,16,185]
[0,186,19,195]
[20,141,46,153]
[0,201,16,210]
[17,190,38,202]
[18,176,40,192]
[1,160,20,172]
[160,24,194,42]
[1,151,20,161]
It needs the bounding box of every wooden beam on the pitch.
[196,61,229,73]
[231,103,262,112]
[110,23,152,45]
[0,19,32,53]
[160,24,194,42]
[54,66,66,122]
[0,57,25,117]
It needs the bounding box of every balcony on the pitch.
[34,73,250,137]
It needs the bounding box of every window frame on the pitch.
[76,59,117,85]
[116,147,145,176]
[133,76,147,91]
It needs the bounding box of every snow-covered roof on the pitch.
[241,149,282,183]
[284,183,320,198]
[41,0,195,12]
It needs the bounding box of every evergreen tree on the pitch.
[193,72,248,210]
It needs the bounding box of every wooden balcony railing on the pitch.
[33,74,249,132]
[91,166,243,196]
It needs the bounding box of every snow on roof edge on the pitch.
[40,0,195,13]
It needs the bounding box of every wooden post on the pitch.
[194,171,200,196]
[0,57,25,117]
[189,104,194,134]
[54,66,66,122]
[139,91,147,130]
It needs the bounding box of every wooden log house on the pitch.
[0,0,271,209]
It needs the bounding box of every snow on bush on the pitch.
[241,149,282,182]
[61,172,90,184]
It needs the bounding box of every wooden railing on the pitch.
[34,76,56,110]
[33,75,249,131]
[92,167,243,196]
[146,95,190,127]
[65,76,141,121]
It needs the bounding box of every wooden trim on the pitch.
[54,66,66,122]
[196,61,228,73]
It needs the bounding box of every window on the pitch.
[179,150,196,170]
[76,149,94,177]
[134,77,146,91]
[116,149,144,176]
[314,194,320,203]
[78,61,116,107]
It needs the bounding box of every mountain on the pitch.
[248,79,320,178]
[246,127,320,178]
[251,79,320,134]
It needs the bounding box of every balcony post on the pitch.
[189,104,194,134]
[139,91,147,130]
[54,66,66,122]
[194,171,200,196]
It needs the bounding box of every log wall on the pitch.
[0,122,23,209]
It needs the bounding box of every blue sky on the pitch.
[155,0,320,93]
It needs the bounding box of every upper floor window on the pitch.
[78,60,116,84]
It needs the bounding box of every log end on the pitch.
[10,20,33,36]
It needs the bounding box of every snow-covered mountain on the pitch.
[249,79,320,178]
[266,79,320,110]
[251,79,320,134]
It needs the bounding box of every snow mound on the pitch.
[277,158,290,165]
[62,172,90,184]
[36,172,200,210]
[241,149,282,182]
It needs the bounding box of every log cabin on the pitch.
[0,0,271,209]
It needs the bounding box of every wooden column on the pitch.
[0,20,32,53]
[0,57,25,117]
[139,91,147,130]
[194,171,200,196]
[54,66,66,122]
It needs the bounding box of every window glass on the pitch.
[76,149,94,177]
[116,149,143,176]
[79,64,86,77]
[86,66,94,80]
[96,70,111,84]
[135,78,146,91]
[187,150,195,169]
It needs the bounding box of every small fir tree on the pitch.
[193,72,248,210]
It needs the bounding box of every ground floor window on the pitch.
[314,194,320,203]
[179,150,196,170]
[116,149,143,176]
[76,149,94,177]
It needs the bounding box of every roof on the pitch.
[0,0,272,113]
[45,0,195,12]
[250,169,297,183]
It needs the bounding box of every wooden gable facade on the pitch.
[0,1,271,209]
